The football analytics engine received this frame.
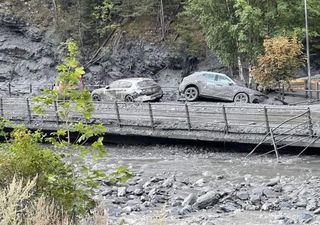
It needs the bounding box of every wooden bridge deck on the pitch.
[1,97,320,148]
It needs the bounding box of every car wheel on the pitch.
[124,95,134,102]
[184,86,199,101]
[234,92,249,103]
[92,94,101,101]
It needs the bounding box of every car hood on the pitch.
[235,86,264,96]
[92,88,105,94]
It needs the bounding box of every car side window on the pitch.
[109,81,121,88]
[216,75,231,84]
[118,81,132,88]
[203,73,216,82]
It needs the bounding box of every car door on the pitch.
[212,75,235,101]
[200,73,220,97]
[105,80,121,100]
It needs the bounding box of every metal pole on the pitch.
[54,101,59,125]
[185,102,191,131]
[148,102,155,130]
[0,98,3,117]
[26,98,32,123]
[8,83,11,97]
[304,0,312,98]
[307,107,313,136]
[316,82,320,100]
[114,101,121,127]
[264,107,270,134]
[222,105,229,134]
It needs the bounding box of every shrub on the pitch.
[0,128,94,217]
[0,176,71,225]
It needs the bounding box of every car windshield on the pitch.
[137,80,157,87]
[215,75,235,84]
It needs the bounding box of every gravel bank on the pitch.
[81,144,320,225]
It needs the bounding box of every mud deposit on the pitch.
[82,145,320,225]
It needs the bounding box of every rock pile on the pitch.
[96,173,320,223]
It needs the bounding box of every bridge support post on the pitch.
[0,98,3,117]
[185,103,191,131]
[8,83,11,97]
[307,107,314,136]
[148,103,155,130]
[26,98,32,123]
[264,107,270,134]
[222,105,228,134]
[114,101,121,127]
[316,82,319,100]
[54,101,59,125]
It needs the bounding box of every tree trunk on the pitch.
[159,0,165,41]
[237,55,246,86]
[52,0,59,29]
[248,64,253,89]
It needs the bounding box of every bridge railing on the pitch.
[0,97,312,136]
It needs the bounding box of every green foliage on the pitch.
[32,40,133,218]
[252,36,305,88]
[172,14,206,58]
[183,0,320,70]
[0,128,93,217]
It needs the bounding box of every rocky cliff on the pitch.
[0,9,225,92]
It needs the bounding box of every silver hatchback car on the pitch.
[91,78,163,102]
[179,71,266,103]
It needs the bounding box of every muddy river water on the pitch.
[87,144,320,225]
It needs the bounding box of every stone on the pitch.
[101,188,112,196]
[117,187,127,197]
[112,197,126,205]
[236,191,249,200]
[249,194,261,205]
[143,181,151,189]
[150,177,163,183]
[194,178,206,187]
[298,213,313,223]
[202,171,212,177]
[148,188,158,197]
[263,189,279,198]
[219,202,238,212]
[314,208,320,214]
[162,176,175,187]
[178,205,193,215]
[267,176,280,187]
[122,206,132,214]
[201,222,215,225]
[133,188,144,195]
[193,191,221,209]
[279,201,293,210]
[182,193,197,207]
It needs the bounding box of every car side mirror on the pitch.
[105,85,110,89]
[228,82,234,86]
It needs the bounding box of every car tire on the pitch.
[124,95,134,102]
[92,94,101,101]
[184,86,199,101]
[234,92,249,103]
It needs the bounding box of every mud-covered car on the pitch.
[91,78,163,102]
[179,71,266,103]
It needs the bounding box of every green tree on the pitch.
[252,36,305,89]
[0,128,92,217]
[183,0,320,82]
[32,40,132,220]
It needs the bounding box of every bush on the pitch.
[0,128,94,217]
[0,176,71,225]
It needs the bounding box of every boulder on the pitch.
[117,187,127,197]
[193,191,221,210]
[182,193,197,207]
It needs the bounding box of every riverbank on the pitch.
[83,144,320,225]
